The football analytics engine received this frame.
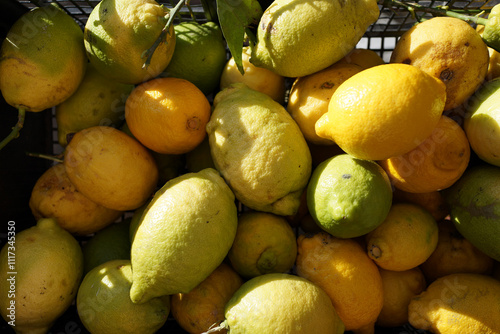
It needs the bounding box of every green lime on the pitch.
[161,21,227,95]
[307,153,393,238]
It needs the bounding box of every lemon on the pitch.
[82,220,131,275]
[210,273,345,333]
[376,267,427,328]
[336,48,385,69]
[379,115,471,193]
[307,154,393,238]
[130,168,238,303]
[0,218,83,334]
[220,46,286,104]
[443,163,500,262]
[390,16,489,111]
[56,63,134,146]
[64,126,159,211]
[29,163,123,236]
[250,0,380,77]
[84,0,175,84]
[228,211,297,278]
[207,83,312,216]
[77,259,170,334]
[366,203,439,271]
[287,62,363,145]
[171,263,243,334]
[419,219,495,283]
[161,21,227,95]
[296,232,383,333]
[185,137,216,173]
[392,188,449,222]
[0,3,87,112]
[464,77,500,167]
[125,77,211,154]
[316,63,446,161]
[408,273,500,333]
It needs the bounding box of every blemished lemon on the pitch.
[29,163,123,236]
[63,126,159,211]
[296,232,384,333]
[56,63,134,146]
[379,115,471,193]
[0,3,87,112]
[336,48,385,69]
[315,63,446,161]
[419,219,495,283]
[408,273,500,333]
[287,62,363,145]
[376,267,427,328]
[464,77,500,167]
[162,21,228,95]
[366,203,439,271]
[77,260,170,334]
[210,273,345,333]
[227,211,297,278]
[220,46,286,104]
[307,154,393,238]
[477,24,500,81]
[171,263,243,334]
[390,16,489,111]
[0,218,83,334]
[125,77,211,155]
[84,0,175,84]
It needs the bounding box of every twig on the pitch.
[0,107,26,151]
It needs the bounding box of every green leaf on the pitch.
[217,0,263,74]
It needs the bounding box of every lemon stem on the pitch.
[201,320,229,333]
[382,0,489,26]
[142,0,187,69]
[369,245,382,259]
[0,107,26,151]
[26,151,64,163]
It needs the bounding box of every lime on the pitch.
[307,153,393,238]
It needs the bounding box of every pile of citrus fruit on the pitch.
[1,0,500,333]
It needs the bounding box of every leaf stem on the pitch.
[0,107,26,151]
[383,0,489,25]
[142,0,187,69]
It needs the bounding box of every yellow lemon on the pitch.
[408,273,500,333]
[220,46,286,104]
[287,62,363,145]
[227,211,297,278]
[63,126,159,211]
[296,232,384,333]
[125,77,211,155]
[29,163,123,236]
[366,203,439,271]
[316,63,446,161]
[390,16,489,111]
[171,263,243,334]
[392,188,449,222]
[336,48,385,69]
[420,219,495,283]
[376,267,427,328]
[379,115,471,193]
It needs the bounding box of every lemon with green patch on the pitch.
[84,0,175,84]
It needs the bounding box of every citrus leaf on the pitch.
[217,0,263,74]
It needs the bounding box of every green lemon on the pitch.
[77,259,170,334]
[130,168,238,303]
[211,273,345,333]
[442,163,500,261]
[307,154,393,238]
[56,63,134,146]
[82,219,131,275]
[161,21,227,95]
[84,0,175,84]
